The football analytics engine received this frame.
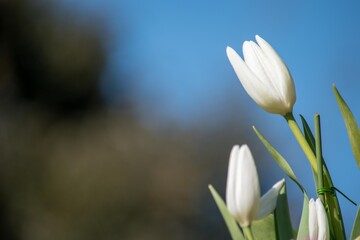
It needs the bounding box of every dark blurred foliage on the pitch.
[0,1,267,239]
[0,0,115,114]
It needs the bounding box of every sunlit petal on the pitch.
[255,178,285,219]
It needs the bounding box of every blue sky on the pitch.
[59,0,360,235]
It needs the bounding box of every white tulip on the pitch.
[226,145,260,227]
[308,198,318,240]
[226,145,285,227]
[307,198,330,240]
[226,35,296,115]
[316,198,330,240]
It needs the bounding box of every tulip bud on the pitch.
[226,35,296,115]
[307,198,330,240]
[226,145,260,227]
[308,198,318,239]
[226,145,285,227]
[316,198,330,240]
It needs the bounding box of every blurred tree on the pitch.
[0,1,267,240]
[0,0,109,114]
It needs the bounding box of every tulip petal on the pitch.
[316,199,330,240]
[308,198,318,240]
[226,46,287,114]
[234,145,260,227]
[255,35,296,109]
[226,145,240,216]
[242,41,273,86]
[255,179,285,220]
[226,47,264,98]
[243,41,280,95]
[244,41,288,111]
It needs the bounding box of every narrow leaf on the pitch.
[253,126,307,195]
[297,194,310,240]
[300,115,316,153]
[274,184,294,240]
[253,126,311,239]
[351,206,360,240]
[208,185,244,240]
[300,115,319,188]
[334,84,360,169]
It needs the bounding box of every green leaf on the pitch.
[274,184,294,240]
[334,84,360,169]
[299,115,319,187]
[252,184,294,240]
[351,206,360,240]
[252,214,277,240]
[253,126,311,239]
[208,185,244,240]
[297,194,310,239]
[300,115,316,154]
[253,126,307,195]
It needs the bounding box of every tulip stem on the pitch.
[242,226,255,240]
[315,114,324,203]
[284,112,346,239]
[284,112,318,173]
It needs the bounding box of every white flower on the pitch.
[316,198,330,240]
[226,145,259,227]
[226,144,285,227]
[308,198,318,239]
[308,198,330,240]
[226,35,296,115]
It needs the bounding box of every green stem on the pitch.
[284,112,345,239]
[315,114,324,203]
[242,226,255,240]
[284,113,318,173]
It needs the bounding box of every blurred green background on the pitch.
[1,0,360,239]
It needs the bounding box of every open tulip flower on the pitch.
[226,145,285,227]
[226,35,296,115]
